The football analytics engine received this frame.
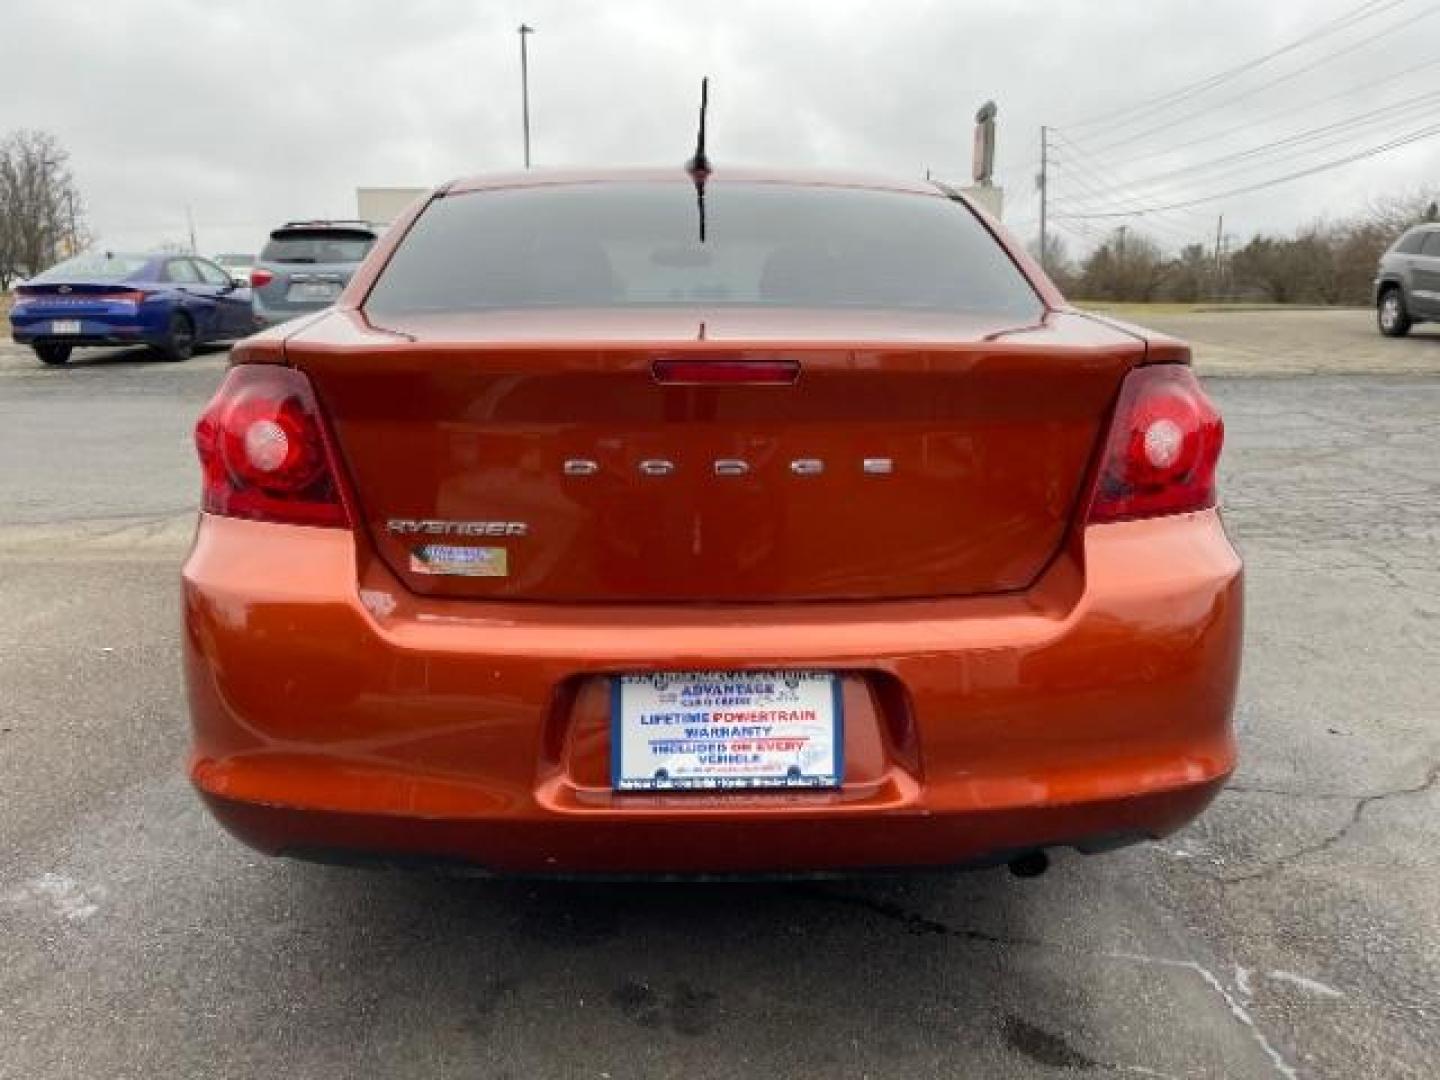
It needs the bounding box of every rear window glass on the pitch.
[364,182,1041,319]
[1422,232,1440,256]
[261,230,376,265]
[1394,230,1429,255]
[31,251,150,282]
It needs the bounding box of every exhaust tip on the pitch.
[1008,851,1050,879]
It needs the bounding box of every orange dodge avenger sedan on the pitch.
[183,168,1241,876]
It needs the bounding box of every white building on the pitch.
[356,187,430,226]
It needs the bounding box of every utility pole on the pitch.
[186,205,198,255]
[1213,213,1224,299]
[41,156,59,263]
[1037,125,1048,272]
[65,189,77,254]
[518,24,535,169]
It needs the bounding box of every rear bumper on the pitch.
[183,511,1243,874]
[201,781,1220,877]
[11,314,156,348]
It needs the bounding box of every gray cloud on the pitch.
[3,0,1436,257]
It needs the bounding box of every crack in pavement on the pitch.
[1220,759,1440,885]
[790,885,1049,947]
[794,885,1299,1079]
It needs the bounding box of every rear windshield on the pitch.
[1393,230,1429,255]
[31,251,150,282]
[261,230,376,265]
[364,182,1041,318]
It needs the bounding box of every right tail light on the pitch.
[194,364,350,528]
[1087,364,1223,523]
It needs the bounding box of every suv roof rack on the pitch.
[278,219,378,230]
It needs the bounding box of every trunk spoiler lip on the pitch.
[1064,308,1193,367]
[306,303,1080,350]
[261,305,1154,364]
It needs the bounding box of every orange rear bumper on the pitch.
[182,511,1241,874]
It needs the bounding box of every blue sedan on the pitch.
[9,251,255,366]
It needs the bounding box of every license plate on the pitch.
[50,320,81,335]
[612,670,843,791]
[286,282,341,302]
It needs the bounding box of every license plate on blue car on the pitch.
[50,320,81,335]
[612,670,843,791]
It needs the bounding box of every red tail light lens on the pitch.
[195,365,349,528]
[1087,364,1223,524]
[249,269,274,288]
[99,290,146,304]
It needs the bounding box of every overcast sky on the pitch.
[3,0,1437,258]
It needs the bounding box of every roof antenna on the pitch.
[685,76,712,242]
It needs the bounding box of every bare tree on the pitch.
[1026,233,1075,293]
[1076,228,1168,301]
[1363,186,1440,239]
[1293,227,1342,304]
[1165,243,1212,303]
[1229,236,1309,303]
[0,129,89,288]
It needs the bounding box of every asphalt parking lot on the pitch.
[1,310,1437,1079]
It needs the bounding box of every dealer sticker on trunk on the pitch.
[612,670,843,791]
[409,544,508,577]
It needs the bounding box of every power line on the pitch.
[1071,4,1440,158]
[1050,219,1110,253]
[1053,120,1440,218]
[1062,0,1407,131]
[1057,91,1440,194]
[1052,109,1440,219]
[1092,53,1440,175]
[1049,148,1218,226]
[1045,134,1220,226]
[1049,90,1440,212]
[1050,161,1205,245]
[1047,155,1210,253]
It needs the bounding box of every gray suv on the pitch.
[1375,223,1440,337]
[250,221,379,328]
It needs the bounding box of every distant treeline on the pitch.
[1036,189,1439,305]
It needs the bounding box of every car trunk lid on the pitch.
[15,282,144,311]
[288,308,1144,602]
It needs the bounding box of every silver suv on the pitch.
[250,221,379,328]
[1375,223,1440,337]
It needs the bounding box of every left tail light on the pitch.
[194,364,350,528]
[1086,364,1223,523]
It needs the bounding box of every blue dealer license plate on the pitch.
[612,671,843,791]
